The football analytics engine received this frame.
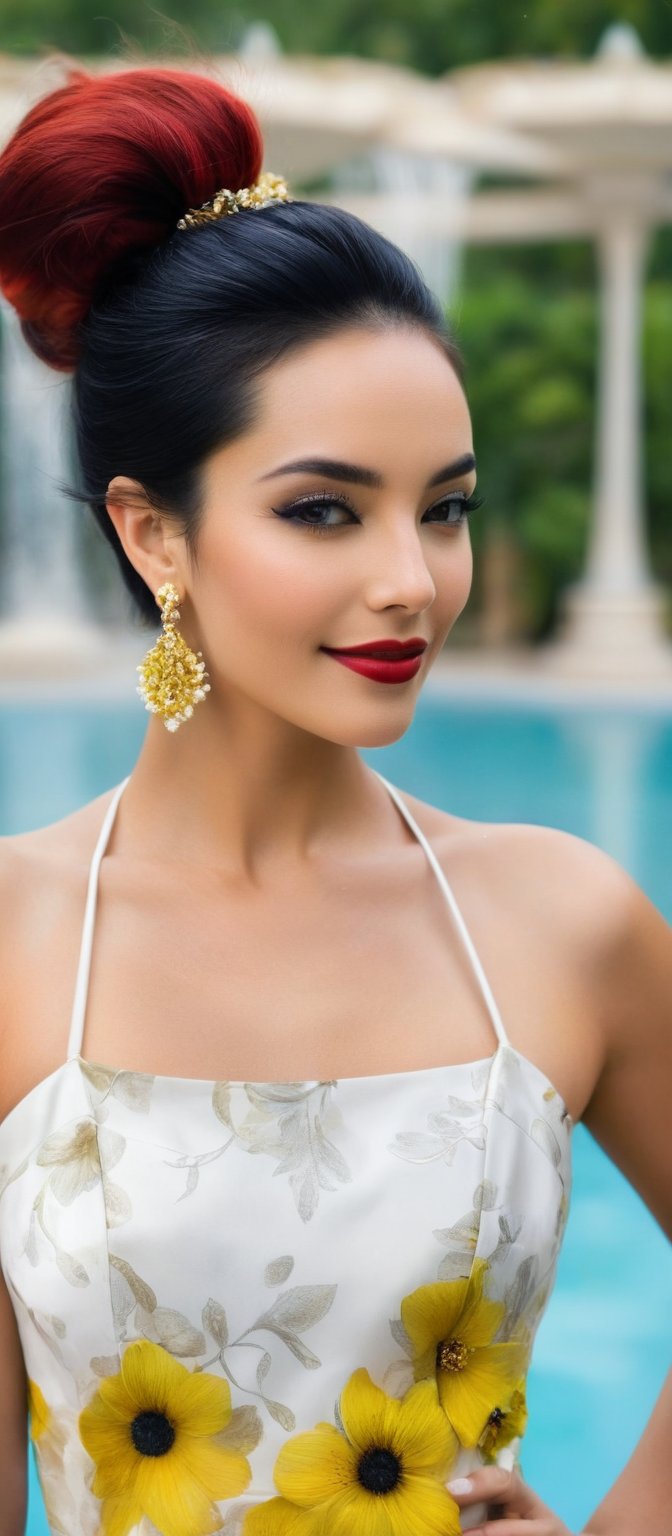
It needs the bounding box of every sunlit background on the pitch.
[0,3,671,1533]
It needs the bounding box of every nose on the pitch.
[364,524,437,614]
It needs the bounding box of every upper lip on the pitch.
[322,637,428,658]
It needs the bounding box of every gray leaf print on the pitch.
[312,1125,351,1185]
[500,1255,539,1338]
[79,1062,118,1095]
[530,1117,562,1169]
[212,1082,233,1128]
[438,1251,473,1281]
[109,1266,136,1332]
[178,1165,200,1202]
[489,1213,523,1266]
[389,1317,413,1357]
[257,1352,272,1388]
[253,1284,337,1335]
[90,1354,120,1378]
[202,1298,229,1349]
[25,1209,39,1266]
[471,1058,493,1092]
[101,1177,132,1229]
[219,1502,255,1536]
[237,1083,350,1221]
[109,1254,157,1313]
[390,1132,447,1164]
[0,1155,29,1200]
[433,1214,480,1248]
[97,1127,126,1174]
[37,1121,105,1205]
[217,1404,263,1455]
[139,1305,206,1357]
[265,1255,294,1286]
[390,1087,487,1166]
[473,1179,498,1213]
[265,1398,295,1432]
[165,1140,236,1202]
[55,1249,89,1287]
[382,1357,414,1397]
[294,1163,320,1225]
[80,1061,154,1113]
[275,1333,321,1370]
[28,1299,68,1365]
[111,1072,154,1113]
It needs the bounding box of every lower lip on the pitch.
[321,650,425,683]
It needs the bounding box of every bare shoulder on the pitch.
[409,790,672,1227]
[404,788,637,945]
[0,781,122,899]
[0,786,120,1071]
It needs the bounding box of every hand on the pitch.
[447,1467,574,1535]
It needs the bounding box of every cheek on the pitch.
[196,527,345,655]
[436,533,473,623]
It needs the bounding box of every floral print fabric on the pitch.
[0,1038,571,1535]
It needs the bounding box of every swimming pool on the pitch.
[2,688,670,1535]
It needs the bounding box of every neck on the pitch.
[115,705,400,881]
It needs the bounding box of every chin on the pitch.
[325,711,419,751]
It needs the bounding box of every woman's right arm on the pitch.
[0,1266,28,1536]
[0,842,29,1535]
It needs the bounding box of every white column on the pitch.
[545,209,672,678]
[589,218,650,588]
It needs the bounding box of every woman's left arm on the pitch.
[452,859,672,1536]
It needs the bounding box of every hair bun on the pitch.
[0,66,263,370]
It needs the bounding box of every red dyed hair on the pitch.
[0,67,263,370]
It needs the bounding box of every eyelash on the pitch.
[271,489,485,536]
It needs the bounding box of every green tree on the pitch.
[0,0,671,66]
[452,228,672,639]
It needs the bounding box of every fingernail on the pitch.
[447,1476,473,1495]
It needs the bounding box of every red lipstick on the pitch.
[320,637,427,685]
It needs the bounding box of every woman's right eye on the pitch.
[272,494,357,535]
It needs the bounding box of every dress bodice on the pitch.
[0,771,572,1536]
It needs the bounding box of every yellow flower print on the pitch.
[28,1378,51,1441]
[478,1381,528,1461]
[273,1367,461,1536]
[79,1338,251,1536]
[401,1258,526,1448]
[244,1497,315,1535]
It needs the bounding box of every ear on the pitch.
[105,476,184,598]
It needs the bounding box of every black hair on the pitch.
[75,201,464,624]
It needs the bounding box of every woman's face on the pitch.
[182,324,477,748]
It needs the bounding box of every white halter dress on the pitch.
[0,771,572,1536]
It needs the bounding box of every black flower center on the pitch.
[358,1446,402,1495]
[131,1409,176,1457]
[436,1336,470,1373]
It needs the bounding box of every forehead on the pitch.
[248,325,472,463]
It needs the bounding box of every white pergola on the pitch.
[0,31,670,682]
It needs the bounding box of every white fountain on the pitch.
[0,303,106,677]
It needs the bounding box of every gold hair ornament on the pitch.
[177,171,292,230]
[136,582,210,731]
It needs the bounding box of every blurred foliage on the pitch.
[0,0,671,67]
[452,229,672,639]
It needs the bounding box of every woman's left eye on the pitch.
[427,492,485,525]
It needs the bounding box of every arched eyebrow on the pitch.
[256,452,476,489]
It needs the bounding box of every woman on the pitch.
[0,64,669,1536]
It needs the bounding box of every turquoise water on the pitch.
[1,691,670,1535]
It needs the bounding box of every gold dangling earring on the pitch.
[136,582,211,732]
